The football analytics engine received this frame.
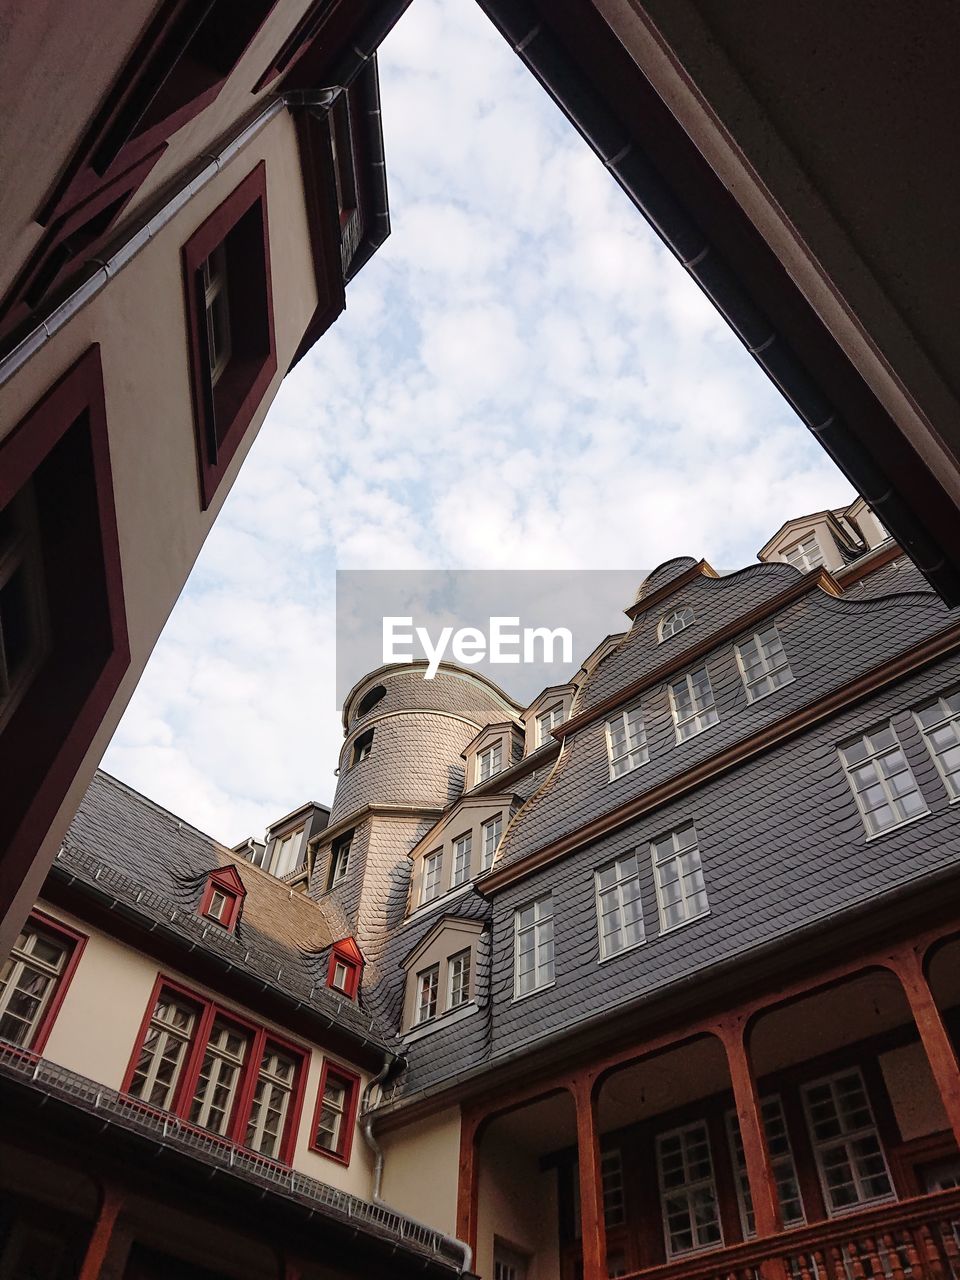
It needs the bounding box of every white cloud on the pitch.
[103,0,853,843]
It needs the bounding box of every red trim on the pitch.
[121,973,309,1164]
[326,937,363,1000]
[309,1059,361,1165]
[19,909,88,1054]
[182,160,277,510]
[198,865,246,931]
[0,345,129,931]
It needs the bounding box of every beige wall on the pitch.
[476,1130,560,1280]
[410,798,513,907]
[35,901,374,1198]
[379,1106,462,1237]
[0,107,318,958]
[401,918,484,1030]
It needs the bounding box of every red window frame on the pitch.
[121,974,308,1165]
[181,161,277,509]
[0,345,128,931]
[4,909,88,1055]
[309,1059,361,1165]
[326,938,363,1000]
[198,865,246,931]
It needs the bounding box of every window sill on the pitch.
[406,881,475,923]
[512,980,556,1004]
[309,1141,350,1166]
[673,719,720,746]
[658,909,711,937]
[863,810,930,842]
[607,758,650,785]
[744,673,796,704]
[403,1001,478,1043]
[823,1191,897,1219]
[598,938,647,965]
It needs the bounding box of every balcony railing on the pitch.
[618,1189,960,1280]
[0,1041,463,1270]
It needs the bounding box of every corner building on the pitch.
[7,500,960,1280]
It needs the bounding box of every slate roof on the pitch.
[58,772,397,1053]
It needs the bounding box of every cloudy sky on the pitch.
[102,0,853,843]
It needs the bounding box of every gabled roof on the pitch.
[400,914,485,971]
[460,720,523,758]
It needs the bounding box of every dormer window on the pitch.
[421,850,443,905]
[416,965,439,1023]
[199,867,245,932]
[477,740,502,784]
[783,535,824,572]
[451,832,472,887]
[326,938,363,1000]
[272,826,305,878]
[536,703,564,746]
[481,813,503,872]
[328,832,351,887]
[658,607,694,642]
[352,728,374,766]
[402,918,484,1033]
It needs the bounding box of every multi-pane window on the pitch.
[128,995,198,1109]
[651,824,709,931]
[448,950,471,1008]
[201,243,232,387]
[416,965,439,1023]
[657,1121,723,1256]
[452,832,473,887]
[605,704,649,780]
[271,827,305,877]
[481,813,503,871]
[329,834,351,886]
[0,484,48,734]
[916,689,960,800]
[245,1045,296,1159]
[659,607,694,641]
[477,740,503,783]
[421,850,443,904]
[189,1018,250,1135]
[536,702,564,746]
[602,1149,626,1228]
[514,894,554,997]
[0,921,72,1049]
[803,1070,893,1213]
[783,535,824,572]
[313,1065,357,1160]
[669,667,719,742]
[595,854,644,958]
[736,626,794,702]
[840,725,928,835]
[726,1097,805,1236]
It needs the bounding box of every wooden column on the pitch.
[456,1106,483,1260]
[569,1072,606,1280]
[77,1184,124,1280]
[886,944,960,1150]
[714,1017,782,1237]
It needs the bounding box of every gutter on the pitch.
[360,1054,475,1274]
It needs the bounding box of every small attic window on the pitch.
[199,867,245,931]
[352,728,374,767]
[357,684,386,717]
[783,534,825,572]
[658,607,694,642]
[326,939,363,1000]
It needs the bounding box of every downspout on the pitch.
[360,1053,474,1274]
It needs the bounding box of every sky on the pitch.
[102,0,854,844]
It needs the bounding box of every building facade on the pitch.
[6,501,960,1280]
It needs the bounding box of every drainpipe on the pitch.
[360,1053,474,1274]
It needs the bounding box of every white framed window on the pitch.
[840,724,927,836]
[447,949,471,1008]
[189,1018,250,1135]
[481,813,503,871]
[602,1149,626,1227]
[201,243,232,387]
[245,1045,296,1159]
[651,824,709,931]
[127,996,198,1109]
[915,689,960,800]
[605,704,649,779]
[421,850,443,904]
[514,893,554,998]
[783,535,824,572]
[0,484,49,736]
[331,959,351,992]
[207,888,230,921]
[595,853,644,958]
[329,835,351,886]
[658,607,694,642]
[536,702,564,746]
[669,667,719,742]
[0,922,71,1048]
[416,965,439,1023]
[271,827,305,877]
[656,1121,723,1256]
[736,626,794,702]
[451,831,473,887]
[477,740,503,783]
[352,728,373,765]
[726,1096,805,1236]
[802,1069,894,1214]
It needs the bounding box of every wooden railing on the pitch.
[619,1189,960,1280]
